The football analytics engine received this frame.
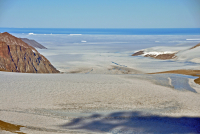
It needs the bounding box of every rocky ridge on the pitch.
[20,38,47,49]
[0,32,59,73]
[132,43,200,60]
[190,43,200,50]
[132,50,177,60]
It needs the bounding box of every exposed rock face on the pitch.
[131,51,144,56]
[132,42,200,61]
[144,53,177,60]
[0,32,31,48]
[20,38,47,49]
[0,32,59,73]
[132,50,177,60]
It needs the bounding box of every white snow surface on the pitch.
[176,46,200,62]
[142,51,177,56]
[12,34,200,73]
[28,33,35,35]
[32,49,36,53]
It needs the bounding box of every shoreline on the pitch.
[0,71,200,133]
[149,69,200,85]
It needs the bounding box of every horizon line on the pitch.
[1,27,200,29]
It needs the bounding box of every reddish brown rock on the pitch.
[0,32,59,73]
[144,53,177,60]
[131,51,144,56]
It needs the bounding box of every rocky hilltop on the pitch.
[0,32,59,73]
[132,42,200,61]
[132,50,177,60]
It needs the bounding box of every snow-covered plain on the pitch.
[1,34,200,134]
[13,34,200,73]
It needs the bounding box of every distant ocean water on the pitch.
[0,28,200,35]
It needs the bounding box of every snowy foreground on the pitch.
[0,72,200,133]
[1,34,200,133]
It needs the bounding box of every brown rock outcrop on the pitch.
[131,50,177,60]
[0,32,59,73]
[20,38,47,49]
[131,51,144,56]
[144,53,177,60]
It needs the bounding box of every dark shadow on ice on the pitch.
[59,111,200,133]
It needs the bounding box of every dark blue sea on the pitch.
[0,28,200,35]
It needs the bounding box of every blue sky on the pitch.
[0,0,200,28]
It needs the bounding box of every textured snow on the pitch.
[143,51,177,56]
[176,46,200,63]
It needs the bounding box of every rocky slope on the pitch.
[190,43,200,50]
[20,38,47,49]
[0,32,59,73]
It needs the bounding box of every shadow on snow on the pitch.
[59,111,200,133]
